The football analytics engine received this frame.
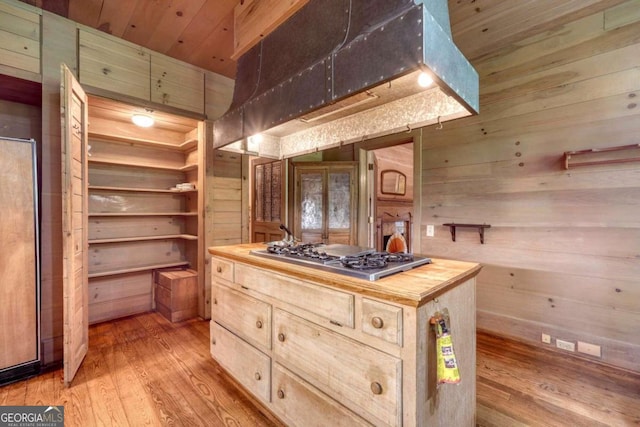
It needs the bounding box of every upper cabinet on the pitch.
[0,1,41,81]
[78,29,150,101]
[151,54,204,114]
[78,27,207,115]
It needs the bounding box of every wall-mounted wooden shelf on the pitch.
[442,223,491,244]
[564,143,640,169]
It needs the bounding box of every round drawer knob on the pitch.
[254,372,261,381]
[277,389,285,399]
[256,320,263,329]
[216,266,222,273]
[278,333,286,342]
[371,316,384,329]
[371,382,383,395]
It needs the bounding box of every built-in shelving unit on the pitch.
[86,95,203,324]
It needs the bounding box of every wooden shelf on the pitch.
[88,212,198,217]
[88,261,190,279]
[89,234,198,244]
[180,163,198,172]
[89,185,196,194]
[564,144,640,169]
[89,132,196,152]
[89,158,197,172]
[442,223,491,244]
[181,138,198,151]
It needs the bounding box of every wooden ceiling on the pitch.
[17,0,627,80]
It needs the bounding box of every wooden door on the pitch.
[294,162,357,245]
[251,159,285,243]
[61,64,89,386]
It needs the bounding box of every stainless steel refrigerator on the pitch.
[0,137,41,384]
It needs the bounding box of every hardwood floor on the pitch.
[1,313,638,426]
[476,331,640,427]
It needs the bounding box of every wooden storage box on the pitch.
[155,269,198,322]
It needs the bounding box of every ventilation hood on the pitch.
[214,0,478,159]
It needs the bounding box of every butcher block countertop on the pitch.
[208,243,481,307]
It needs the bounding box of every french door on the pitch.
[293,162,357,245]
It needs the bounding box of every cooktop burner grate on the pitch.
[253,244,431,281]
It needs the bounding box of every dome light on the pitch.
[132,114,154,127]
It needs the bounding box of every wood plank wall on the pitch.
[204,138,244,320]
[39,11,77,365]
[420,0,640,371]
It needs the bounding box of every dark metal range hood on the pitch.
[214,0,479,158]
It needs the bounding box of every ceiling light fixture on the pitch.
[132,113,154,127]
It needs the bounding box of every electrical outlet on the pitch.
[556,339,575,352]
[541,333,551,344]
[577,341,601,358]
[426,224,434,237]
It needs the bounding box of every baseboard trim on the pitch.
[477,310,640,373]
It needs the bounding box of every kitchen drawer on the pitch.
[361,298,403,346]
[211,257,234,283]
[210,321,271,403]
[212,283,272,350]
[274,309,401,426]
[235,264,354,328]
[271,363,372,427]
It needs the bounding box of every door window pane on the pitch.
[328,172,350,229]
[301,173,323,230]
[254,161,281,223]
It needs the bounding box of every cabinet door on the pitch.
[272,363,372,427]
[210,322,271,402]
[151,54,205,114]
[212,283,272,350]
[78,29,150,100]
[274,309,401,426]
[61,64,89,386]
[0,1,40,78]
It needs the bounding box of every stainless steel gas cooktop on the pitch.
[250,243,431,281]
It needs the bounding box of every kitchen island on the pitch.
[208,243,481,426]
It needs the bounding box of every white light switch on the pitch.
[426,225,434,237]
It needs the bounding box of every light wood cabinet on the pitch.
[78,27,206,114]
[212,282,272,350]
[210,245,480,426]
[0,1,40,81]
[274,308,401,426]
[86,96,205,324]
[271,363,372,427]
[79,29,150,101]
[210,321,271,402]
[151,54,204,114]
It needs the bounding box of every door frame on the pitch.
[355,130,422,252]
